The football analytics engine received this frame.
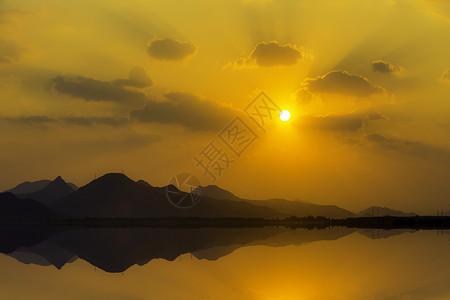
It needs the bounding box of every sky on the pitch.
[1,0,450,214]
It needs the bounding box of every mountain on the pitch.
[0,192,61,220]
[357,206,416,217]
[5,179,78,195]
[202,185,355,218]
[247,199,355,219]
[67,183,78,191]
[49,173,282,218]
[137,180,152,188]
[201,185,242,202]
[17,176,76,205]
[5,180,51,194]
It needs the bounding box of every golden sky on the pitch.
[1,0,450,213]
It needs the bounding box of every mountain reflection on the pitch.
[0,226,415,273]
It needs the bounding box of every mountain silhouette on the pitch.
[202,185,355,218]
[1,173,421,219]
[137,179,153,188]
[0,192,61,220]
[17,176,76,205]
[5,180,52,194]
[201,185,242,201]
[5,178,78,195]
[247,199,355,218]
[49,173,282,218]
[357,206,416,217]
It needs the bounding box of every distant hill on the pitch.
[248,199,355,219]
[201,185,242,202]
[5,178,78,195]
[357,206,416,217]
[5,180,52,194]
[202,185,355,218]
[0,192,61,220]
[17,176,76,205]
[49,173,282,218]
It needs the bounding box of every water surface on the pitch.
[0,227,448,299]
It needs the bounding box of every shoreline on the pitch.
[0,216,449,230]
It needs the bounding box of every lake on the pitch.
[0,227,449,299]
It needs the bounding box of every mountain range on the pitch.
[1,173,416,219]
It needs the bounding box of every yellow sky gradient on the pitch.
[1,0,450,214]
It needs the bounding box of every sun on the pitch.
[279,110,291,122]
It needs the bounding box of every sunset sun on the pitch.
[279,110,291,121]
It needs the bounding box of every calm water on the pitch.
[0,227,449,299]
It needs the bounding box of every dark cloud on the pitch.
[112,67,153,88]
[130,92,239,131]
[372,60,402,74]
[3,115,126,127]
[86,134,163,150]
[367,111,387,120]
[297,111,387,132]
[5,115,57,125]
[364,133,450,162]
[0,39,21,63]
[52,73,149,103]
[366,133,389,142]
[147,38,197,61]
[301,70,385,98]
[299,114,364,132]
[440,68,450,82]
[62,116,126,127]
[230,41,304,68]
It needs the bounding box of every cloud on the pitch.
[112,67,153,88]
[62,116,127,127]
[52,68,152,103]
[367,111,387,120]
[4,115,57,125]
[372,60,403,74]
[440,68,450,82]
[0,39,22,63]
[299,114,364,132]
[299,70,386,99]
[364,133,450,162]
[0,9,29,25]
[146,38,197,61]
[2,115,126,127]
[298,111,386,132]
[86,134,163,150]
[228,41,305,68]
[130,92,240,131]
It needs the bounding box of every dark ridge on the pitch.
[17,176,75,205]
